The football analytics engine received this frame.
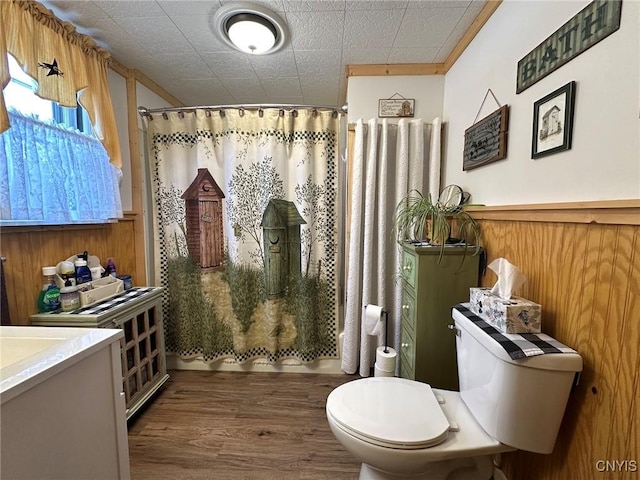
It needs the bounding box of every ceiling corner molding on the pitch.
[443,0,503,72]
[346,63,446,77]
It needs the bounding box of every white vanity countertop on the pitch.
[0,326,123,403]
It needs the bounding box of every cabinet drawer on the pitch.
[400,287,417,334]
[401,250,417,289]
[399,323,416,372]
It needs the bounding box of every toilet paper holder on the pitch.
[365,304,390,353]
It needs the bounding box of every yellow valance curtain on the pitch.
[0,0,122,168]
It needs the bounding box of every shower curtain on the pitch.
[342,117,441,376]
[143,108,340,364]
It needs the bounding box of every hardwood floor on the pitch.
[128,370,362,480]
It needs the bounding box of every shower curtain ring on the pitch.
[239,108,245,117]
[258,108,264,118]
[279,109,284,117]
[292,109,298,117]
[219,110,225,118]
[162,112,168,120]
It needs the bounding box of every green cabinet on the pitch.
[399,244,481,390]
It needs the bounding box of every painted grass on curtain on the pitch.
[146,108,339,364]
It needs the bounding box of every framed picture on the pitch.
[378,98,415,118]
[532,81,576,159]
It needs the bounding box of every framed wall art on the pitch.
[378,94,415,118]
[531,81,576,159]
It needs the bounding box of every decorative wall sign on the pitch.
[463,90,509,171]
[532,81,576,159]
[516,0,622,94]
[378,94,415,118]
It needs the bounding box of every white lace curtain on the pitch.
[342,117,441,377]
[0,111,122,224]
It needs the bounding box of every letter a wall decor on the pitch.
[516,0,622,94]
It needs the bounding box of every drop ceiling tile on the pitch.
[41,1,110,22]
[343,9,405,49]
[387,46,440,63]
[346,1,408,10]
[152,53,214,79]
[393,6,467,48]
[159,1,221,16]
[249,50,298,77]
[260,77,302,97]
[171,14,229,52]
[202,52,256,78]
[220,0,284,11]
[93,1,166,18]
[299,75,340,99]
[282,1,345,11]
[219,77,268,100]
[295,50,342,76]
[406,0,471,7]
[342,48,391,64]
[285,11,344,50]
[113,16,195,54]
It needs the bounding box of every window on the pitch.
[0,54,122,226]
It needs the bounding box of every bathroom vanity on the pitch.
[0,326,130,479]
[30,286,168,420]
[399,244,481,389]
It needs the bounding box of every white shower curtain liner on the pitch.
[342,117,441,376]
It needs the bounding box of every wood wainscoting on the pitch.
[471,202,639,480]
[0,213,140,324]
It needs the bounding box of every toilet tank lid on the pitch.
[453,308,583,372]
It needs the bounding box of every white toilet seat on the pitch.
[326,377,450,450]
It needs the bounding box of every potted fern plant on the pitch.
[393,186,481,257]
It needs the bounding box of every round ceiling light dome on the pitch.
[212,3,288,55]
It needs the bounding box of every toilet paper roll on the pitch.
[374,363,395,377]
[364,304,384,336]
[376,346,397,373]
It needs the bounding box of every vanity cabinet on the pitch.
[30,287,169,420]
[399,244,481,390]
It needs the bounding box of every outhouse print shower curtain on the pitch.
[144,109,339,363]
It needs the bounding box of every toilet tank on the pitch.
[452,308,582,454]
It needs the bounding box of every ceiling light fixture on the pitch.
[212,3,288,55]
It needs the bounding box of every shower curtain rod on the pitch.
[138,104,346,117]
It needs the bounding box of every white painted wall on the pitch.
[443,0,640,205]
[347,75,445,123]
[107,69,132,212]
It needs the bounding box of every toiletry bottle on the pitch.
[37,266,61,312]
[106,258,117,278]
[75,259,92,285]
[58,260,76,286]
[60,279,80,312]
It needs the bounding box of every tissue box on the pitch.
[469,287,541,334]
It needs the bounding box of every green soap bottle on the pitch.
[37,266,61,312]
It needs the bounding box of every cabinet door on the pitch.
[399,323,416,380]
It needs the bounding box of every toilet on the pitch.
[326,307,583,480]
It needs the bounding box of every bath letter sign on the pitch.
[516,0,622,94]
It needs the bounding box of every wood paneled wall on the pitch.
[475,217,639,480]
[0,214,139,324]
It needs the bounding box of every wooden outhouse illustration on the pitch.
[181,168,225,269]
[260,199,306,298]
[539,105,562,141]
